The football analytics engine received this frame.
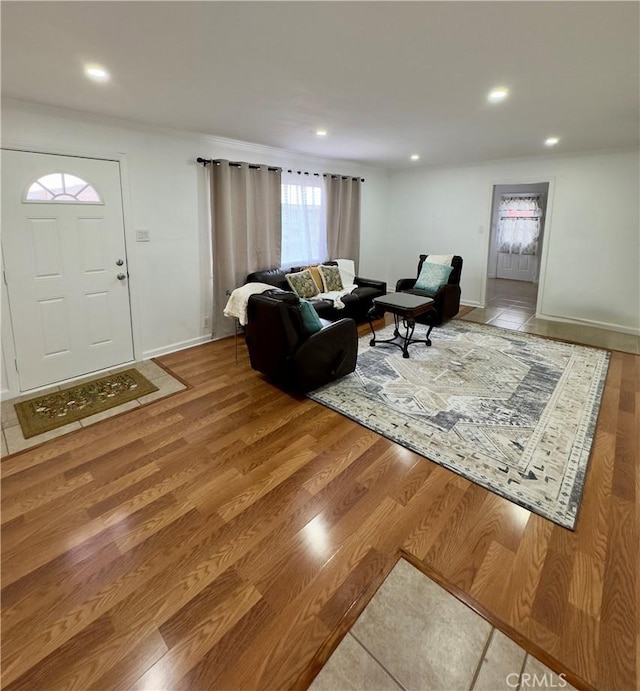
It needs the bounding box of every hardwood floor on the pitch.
[1,322,637,690]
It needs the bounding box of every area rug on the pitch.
[14,368,158,438]
[309,321,610,529]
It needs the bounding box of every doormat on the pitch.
[309,321,609,529]
[14,368,159,438]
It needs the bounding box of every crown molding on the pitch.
[1,98,385,177]
[389,144,640,174]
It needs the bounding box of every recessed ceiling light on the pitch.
[85,65,110,82]
[545,137,560,147]
[410,154,420,161]
[487,87,509,103]
[316,129,327,137]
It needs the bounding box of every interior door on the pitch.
[1,150,134,391]
[496,251,537,282]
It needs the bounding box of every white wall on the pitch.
[1,101,390,397]
[2,100,637,400]
[387,150,640,333]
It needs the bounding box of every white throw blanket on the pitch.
[336,258,356,286]
[311,284,357,309]
[223,282,281,325]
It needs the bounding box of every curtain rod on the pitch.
[197,158,364,182]
[285,169,365,183]
[196,157,280,173]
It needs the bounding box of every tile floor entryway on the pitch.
[462,278,639,354]
[0,360,186,456]
[310,559,577,691]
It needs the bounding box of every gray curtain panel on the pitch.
[210,160,281,337]
[325,176,361,271]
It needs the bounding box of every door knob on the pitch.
[116,259,124,266]
[117,273,127,281]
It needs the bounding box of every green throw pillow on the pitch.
[319,264,344,292]
[414,261,453,293]
[299,299,323,334]
[286,269,320,299]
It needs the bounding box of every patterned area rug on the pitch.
[309,322,610,529]
[15,368,158,438]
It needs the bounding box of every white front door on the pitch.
[2,150,134,391]
[496,251,537,282]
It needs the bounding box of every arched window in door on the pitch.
[24,173,103,203]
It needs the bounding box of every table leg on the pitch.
[425,324,434,347]
[367,306,380,347]
[393,313,401,338]
[401,317,417,358]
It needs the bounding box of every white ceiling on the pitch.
[2,1,639,169]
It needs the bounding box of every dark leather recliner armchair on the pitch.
[245,291,358,393]
[396,255,463,327]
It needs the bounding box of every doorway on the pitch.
[1,150,134,392]
[487,182,549,313]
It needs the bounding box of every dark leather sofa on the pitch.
[396,254,463,326]
[245,291,357,393]
[246,261,386,323]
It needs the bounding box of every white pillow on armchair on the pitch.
[424,254,454,266]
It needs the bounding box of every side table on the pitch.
[367,293,436,358]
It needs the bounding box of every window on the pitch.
[497,195,542,255]
[280,172,326,266]
[25,173,102,203]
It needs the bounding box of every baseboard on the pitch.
[538,312,640,336]
[142,334,214,360]
[460,301,638,336]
